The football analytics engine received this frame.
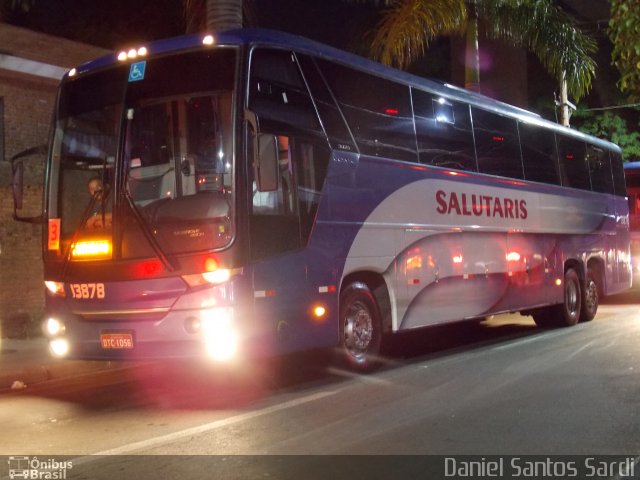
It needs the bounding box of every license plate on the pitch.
[100,332,134,350]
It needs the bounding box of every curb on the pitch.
[0,338,114,392]
[0,359,115,392]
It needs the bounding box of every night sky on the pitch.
[6,0,378,50]
[4,0,621,115]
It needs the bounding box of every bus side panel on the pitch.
[250,248,339,356]
[399,230,509,328]
[340,159,619,331]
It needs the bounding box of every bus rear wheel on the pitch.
[580,268,599,322]
[555,268,582,327]
[339,282,382,371]
[533,268,582,328]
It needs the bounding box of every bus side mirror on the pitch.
[256,134,279,192]
[10,145,46,223]
[245,109,279,192]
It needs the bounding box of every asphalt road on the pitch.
[1,291,640,479]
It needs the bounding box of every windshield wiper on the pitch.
[60,188,104,278]
[122,188,176,272]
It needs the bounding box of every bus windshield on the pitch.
[47,49,237,262]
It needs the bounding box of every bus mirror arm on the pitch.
[244,109,258,135]
[244,109,262,190]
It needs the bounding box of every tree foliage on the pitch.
[573,109,640,161]
[360,0,596,101]
[609,0,640,101]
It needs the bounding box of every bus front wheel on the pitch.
[339,282,382,371]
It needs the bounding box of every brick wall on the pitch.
[0,24,108,337]
[0,185,44,337]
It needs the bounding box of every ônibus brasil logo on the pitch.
[7,456,73,479]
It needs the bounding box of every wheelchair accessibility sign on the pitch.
[129,61,146,82]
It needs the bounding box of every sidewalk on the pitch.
[0,337,112,391]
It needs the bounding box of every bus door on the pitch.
[615,198,632,286]
[249,134,334,353]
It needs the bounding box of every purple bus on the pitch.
[13,29,631,370]
[624,161,640,285]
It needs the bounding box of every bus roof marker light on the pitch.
[127,49,137,59]
[117,51,128,62]
[68,68,77,78]
[202,35,215,46]
[137,46,148,57]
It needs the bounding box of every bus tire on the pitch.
[339,282,382,371]
[580,268,599,322]
[555,267,581,326]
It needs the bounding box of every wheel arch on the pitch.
[586,256,606,296]
[564,258,585,281]
[340,270,393,334]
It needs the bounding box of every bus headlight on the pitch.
[201,307,237,361]
[44,281,66,297]
[49,338,70,358]
[45,317,65,336]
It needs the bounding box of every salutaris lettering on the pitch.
[436,190,527,220]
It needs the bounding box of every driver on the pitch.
[85,177,112,229]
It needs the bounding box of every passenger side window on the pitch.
[250,134,329,261]
[296,54,356,153]
[472,108,523,179]
[586,144,614,194]
[248,49,332,261]
[413,89,476,172]
[519,122,560,185]
[316,59,417,162]
[249,48,324,139]
[611,151,627,197]
[557,136,590,190]
[294,140,329,244]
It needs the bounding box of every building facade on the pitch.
[0,23,107,337]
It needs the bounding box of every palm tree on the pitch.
[354,0,596,126]
[0,0,36,20]
[184,0,243,34]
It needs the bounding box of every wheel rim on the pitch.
[566,277,579,316]
[584,279,598,313]
[344,300,373,359]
